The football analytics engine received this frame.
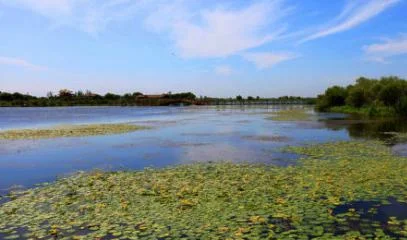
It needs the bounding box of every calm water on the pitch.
[0,106,406,196]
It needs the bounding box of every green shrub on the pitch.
[395,96,407,116]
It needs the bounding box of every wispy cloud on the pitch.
[242,52,299,69]
[300,0,400,43]
[0,0,148,35]
[0,0,74,19]
[363,34,407,63]
[145,1,292,58]
[0,56,47,71]
[214,65,233,76]
[80,0,149,34]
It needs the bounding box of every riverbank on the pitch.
[1,140,406,239]
[327,105,397,118]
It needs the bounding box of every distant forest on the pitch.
[316,76,407,117]
[0,89,315,107]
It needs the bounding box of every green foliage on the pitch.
[1,141,407,239]
[104,93,121,100]
[316,86,348,111]
[58,89,74,98]
[164,92,196,100]
[1,89,318,107]
[325,86,348,106]
[346,87,368,108]
[0,90,201,107]
[395,96,407,116]
[379,83,404,106]
[317,76,407,116]
[329,105,396,118]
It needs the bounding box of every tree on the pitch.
[123,93,132,99]
[104,93,121,100]
[167,92,196,100]
[396,96,407,116]
[236,95,243,101]
[324,86,348,106]
[76,90,84,97]
[379,83,403,106]
[85,90,94,97]
[59,89,73,98]
[0,92,13,101]
[346,87,367,108]
[247,96,254,101]
[132,92,143,97]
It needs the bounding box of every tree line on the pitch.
[0,89,316,107]
[210,95,316,105]
[316,76,407,117]
[0,90,198,107]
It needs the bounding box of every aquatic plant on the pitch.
[0,141,407,239]
[384,132,407,143]
[242,135,291,142]
[268,108,313,121]
[0,124,147,140]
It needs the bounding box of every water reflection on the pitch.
[320,118,407,144]
[333,198,407,237]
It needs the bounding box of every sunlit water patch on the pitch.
[333,198,407,237]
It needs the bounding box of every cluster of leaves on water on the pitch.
[1,141,407,239]
[268,109,314,121]
[242,135,291,142]
[384,131,407,143]
[0,124,147,140]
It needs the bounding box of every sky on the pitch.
[1,0,407,98]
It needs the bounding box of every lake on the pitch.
[1,105,407,196]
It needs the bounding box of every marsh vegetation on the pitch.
[1,141,407,239]
[1,106,407,239]
[0,123,147,140]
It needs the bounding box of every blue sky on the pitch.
[1,0,407,97]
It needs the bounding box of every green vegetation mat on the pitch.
[1,141,407,239]
[0,124,146,140]
[384,132,407,143]
[268,109,313,121]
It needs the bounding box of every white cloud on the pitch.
[0,56,47,71]
[0,0,75,19]
[0,0,148,34]
[363,35,407,63]
[145,1,291,58]
[301,0,400,43]
[2,0,295,61]
[214,65,232,76]
[242,52,298,69]
[80,0,150,34]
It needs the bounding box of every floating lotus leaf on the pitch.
[0,141,406,238]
